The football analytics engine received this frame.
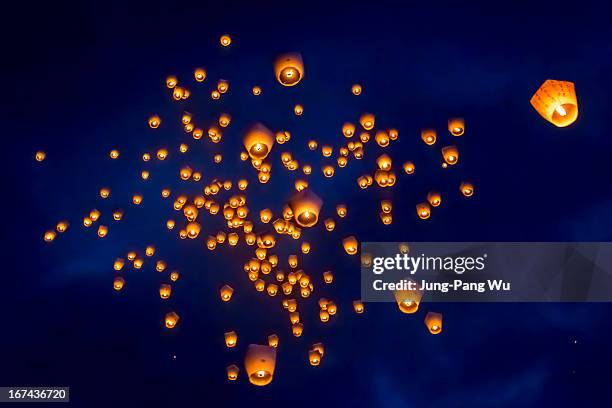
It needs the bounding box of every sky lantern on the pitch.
[245,344,277,386]
[133,258,143,269]
[170,271,179,282]
[322,165,335,178]
[165,75,177,88]
[224,331,238,348]
[327,302,337,315]
[56,221,69,233]
[421,129,436,145]
[43,230,56,242]
[288,255,298,268]
[292,323,304,337]
[172,86,185,100]
[267,283,278,296]
[165,312,179,329]
[460,182,475,197]
[441,145,459,165]
[289,189,323,228]
[155,260,167,273]
[301,242,311,254]
[35,150,46,162]
[380,212,393,225]
[359,113,375,130]
[403,161,415,174]
[218,113,231,128]
[97,225,108,238]
[294,104,304,116]
[274,53,304,87]
[308,140,318,150]
[254,279,265,292]
[282,282,292,295]
[336,204,347,218]
[286,299,297,313]
[425,312,443,334]
[252,86,262,95]
[388,128,398,140]
[217,79,229,94]
[260,208,273,224]
[145,245,155,257]
[295,179,309,192]
[342,236,358,255]
[319,309,330,322]
[126,251,136,261]
[159,284,171,300]
[448,118,465,136]
[427,191,442,207]
[375,130,390,147]
[211,90,221,100]
[156,148,168,160]
[376,154,392,171]
[357,175,370,189]
[113,258,125,271]
[220,34,232,47]
[257,232,276,249]
[394,280,422,314]
[353,300,365,314]
[359,132,370,143]
[399,243,410,254]
[308,349,322,366]
[276,131,288,144]
[89,209,101,222]
[380,200,392,213]
[267,334,279,348]
[324,218,336,232]
[244,123,274,160]
[192,128,203,140]
[352,84,362,95]
[194,68,206,82]
[226,365,239,381]
[342,122,356,138]
[228,233,239,246]
[186,222,201,239]
[416,202,431,220]
[148,115,161,129]
[83,217,92,227]
[530,80,578,127]
[337,156,348,167]
[323,271,333,284]
[113,277,125,291]
[206,236,217,250]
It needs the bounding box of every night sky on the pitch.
[4,1,612,407]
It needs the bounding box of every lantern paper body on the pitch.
[394,282,422,314]
[243,124,275,160]
[530,80,578,127]
[343,236,358,255]
[225,331,238,348]
[274,53,304,87]
[165,312,179,328]
[244,344,277,386]
[460,182,475,197]
[425,312,443,334]
[289,190,323,228]
[448,118,465,136]
[226,364,239,381]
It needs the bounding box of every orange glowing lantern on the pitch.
[194,68,206,82]
[289,190,323,228]
[148,115,161,129]
[427,191,442,207]
[342,236,358,255]
[352,84,362,95]
[274,53,304,87]
[97,225,108,238]
[244,344,277,386]
[421,129,436,145]
[394,280,422,314]
[359,113,375,130]
[220,34,231,47]
[425,312,443,334]
[113,277,125,291]
[530,80,578,127]
[224,331,238,348]
[252,86,262,96]
[165,75,177,88]
[416,202,431,220]
[342,122,356,138]
[294,104,304,116]
[43,230,56,242]
[159,284,171,300]
[56,221,69,233]
[460,182,474,197]
[441,146,459,165]
[267,334,279,348]
[403,161,415,174]
[244,124,274,160]
[353,300,365,314]
[165,312,179,329]
[292,323,304,337]
[448,118,465,136]
[227,365,239,381]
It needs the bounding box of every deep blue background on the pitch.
[3,1,612,407]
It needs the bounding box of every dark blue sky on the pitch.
[4,1,612,407]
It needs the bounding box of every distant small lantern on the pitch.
[353,300,365,314]
[421,129,436,145]
[342,236,358,255]
[394,280,422,314]
[375,130,390,147]
[56,221,69,233]
[352,84,362,95]
[252,86,262,96]
[148,115,161,129]
[416,202,431,220]
[97,225,108,238]
[43,230,56,242]
[226,364,239,381]
[170,271,179,282]
[224,331,238,348]
[194,68,206,82]
[267,334,279,348]
[425,312,443,334]
[113,277,125,291]
[342,122,356,138]
[274,53,304,87]
[145,246,155,257]
[324,218,335,232]
[35,150,46,162]
[376,154,392,171]
[530,80,578,127]
[220,34,232,47]
[359,113,375,130]
[427,191,442,207]
[441,146,459,165]
[292,322,304,337]
[336,204,347,218]
[165,75,177,88]
[448,118,465,136]
[165,312,179,329]
[159,284,171,299]
[217,79,229,94]
[460,182,474,197]
[403,161,415,174]
[294,104,304,116]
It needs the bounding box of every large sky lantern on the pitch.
[530,80,578,127]
[289,189,323,228]
[245,344,277,386]
[425,312,443,334]
[274,53,304,87]
[394,280,423,314]
[243,123,275,160]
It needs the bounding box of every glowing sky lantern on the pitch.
[289,189,323,228]
[219,285,235,302]
[403,161,415,174]
[342,236,358,255]
[376,154,392,171]
[294,104,304,116]
[43,230,56,242]
[252,86,262,96]
[416,202,431,220]
[165,312,179,329]
[267,334,279,348]
[441,145,459,165]
[113,277,125,291]
[274,53,304,87]
[244,123,275,160]
[217,79,229,94]
[321,145,333,157]
[35,150,46,162]
[460,181,475,197]
[424,312,443,334]
[394,279,422,314]
[56,221,69,233]
[220,34,232,47]
[224,331,238,348]
[194,68,206,82]
[148,115,161,129]
[353,300,365,314]
[421,129,436,145]
[375,130,390,147]
[165,75,177,88]
[359,113,375,130]
[245,344,277,386]
[448,118,465,136]
[352,84,362,95]
[159,284,171,300]
[97,225,108,238]
[226,365,239,381]
[427,191,442,207]
[530,80,578,127]
[342,122,356,138]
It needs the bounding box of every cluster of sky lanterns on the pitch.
[36,30,581,387]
